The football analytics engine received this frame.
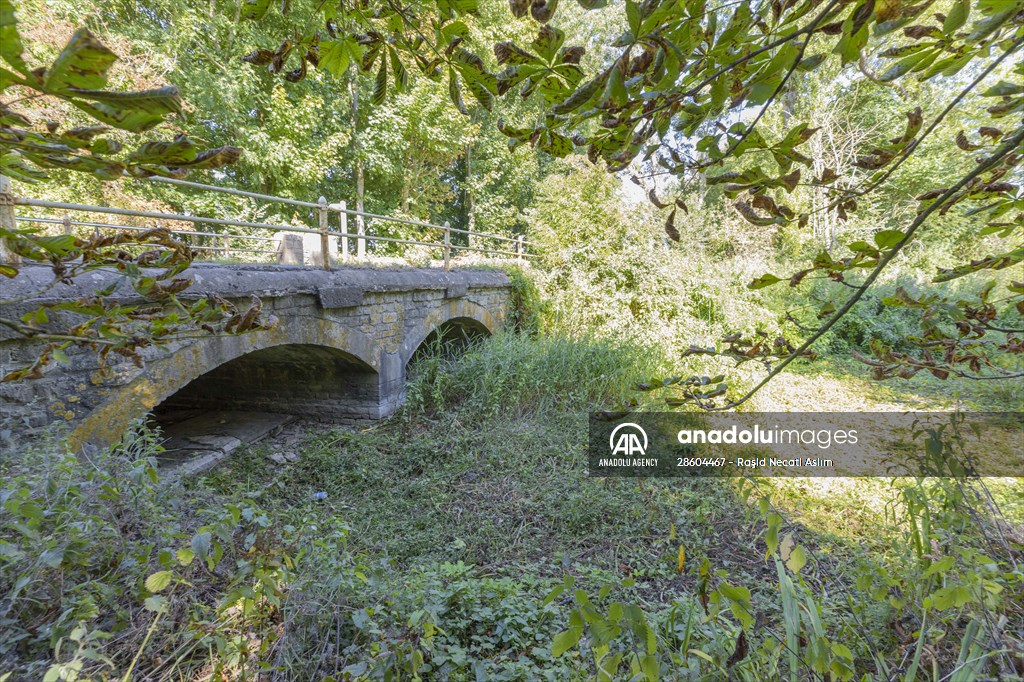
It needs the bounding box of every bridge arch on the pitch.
[70,317,380,449]
[400,298,499,368]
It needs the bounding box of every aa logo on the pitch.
[609,423,648,456]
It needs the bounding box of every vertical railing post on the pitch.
[0,174,21,264]
[516,236,524,262]
[61,216,72,235]
[443,220,451,271]
[339,200,349,261]
[318,196,331,271]
[356,206,366,260]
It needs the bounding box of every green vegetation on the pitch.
[1,0,1023,679]
[2,334,1021,680]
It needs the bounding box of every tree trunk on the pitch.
[465,143,474,248]
[350,69,366,256]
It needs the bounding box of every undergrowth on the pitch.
[2,334,1021,680]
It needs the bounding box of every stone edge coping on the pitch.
[0,264,512,305]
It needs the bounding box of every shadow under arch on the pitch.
[153,343,379,418]
[399,299,499,369]
[70,317,380,449]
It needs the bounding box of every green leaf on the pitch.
[372,57,387,105]
[943,0,969,33]
[69,87,182,132]
[796,54,827,72]
[461,70,495,110]
[748,273,781,289]
[602,63,628,108]
[785,545,808,573]
[143,595,167,613]
[176,548,195,566]
[880,51,929,81]
[127,134,196,165]
[174,145,242,169]
[241,0,272,20]
[982,81,1024,97]
[44,29,117,92]
[543,584,565,605]
[552,627,583,656]
[40,547,65,567]
[0,0,28,75]
[873,229,904,249]
[319,40,351,77]
[145,570,173,593]
[388,46,408,93]
[533,24,565,62]
[448,68,468,115]
[640,654,658,681]
[625,0,641,35]
[191,532,211,559]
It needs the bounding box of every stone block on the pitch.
[318,286,364,309]
[445,283,468,299]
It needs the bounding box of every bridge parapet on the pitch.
[0,264,512,450]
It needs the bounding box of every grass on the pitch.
[3,331,1021,680]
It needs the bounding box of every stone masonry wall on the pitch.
[0,264,512,450]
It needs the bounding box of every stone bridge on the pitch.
[0,265,512,450]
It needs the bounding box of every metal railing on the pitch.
[4,174,533,270]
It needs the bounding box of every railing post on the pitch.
[516,236,524,262]
[356,207,366,260]
[443,220,451,271]
[318,196,330,271]
[339,200,349,261]
[0,174,21,264]
[61,215,72,235]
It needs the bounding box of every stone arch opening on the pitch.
[407,317,492,372]
[153,343,380,422]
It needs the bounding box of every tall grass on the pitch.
[405,331,669,418]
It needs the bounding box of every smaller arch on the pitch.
[399,299,499,368]
[407,316,492,369]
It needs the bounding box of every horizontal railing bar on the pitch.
[324,231,529,258]
[14,201,531,260]
[147,176,532,245]
[191,246,276,254]
[15,198,323,235]
[447,242,530,258]
[17,213,529,257]
[329,206,532,246]
[16,216,278,242]
[147,176,322,209]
